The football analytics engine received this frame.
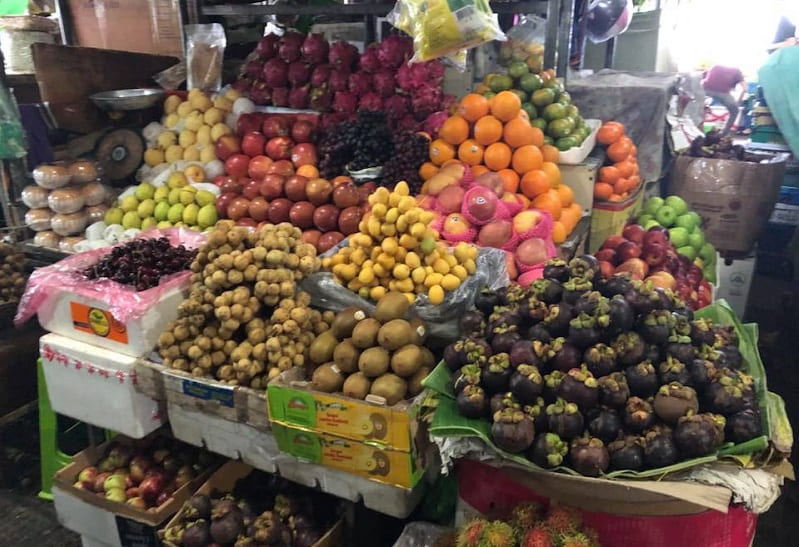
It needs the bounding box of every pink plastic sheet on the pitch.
[15,228,206,326]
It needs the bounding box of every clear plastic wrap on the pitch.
[392,522,452,547]
[503,15,546,72]
[186,23,226,92]
[388,0,505,67]
[15,228,206,327]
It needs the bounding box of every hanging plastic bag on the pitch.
[0,81,26,159]
[185,23,226,92]
[502,15,546,72]
[388,0,505,67]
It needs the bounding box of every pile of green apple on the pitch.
[636,195,717,282]
[104,173,218,232]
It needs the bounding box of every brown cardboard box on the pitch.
[67,0,183,58]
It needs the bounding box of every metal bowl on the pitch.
[90,88,165,111]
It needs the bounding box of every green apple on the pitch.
[120,195,139,213]
[655,205,677,227]
[688,230,705,250]
[704,266,717,284]
[669,227,690,248]
[677,245,697,261]
[134,182,155,201]
[195,190,215,207]
[167,203,184,223]
[197,204,218,229]
[141,217,158,231]
[156,220,173,229]
[154,201,170,221]
[137,198,155,219]
[637,213,654,226]
[121,210,141,229]
[675,213,698,232]
[643,219,661,230]
[664,195,689,216]
[168,188,182,205]
[699,242,716,264]
[105,207,124,225]
[643,196,664,216]
[153,185,170,202]
[182,203,199,225]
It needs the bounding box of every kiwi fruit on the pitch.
[374,291,411,322]
[370,373,408,405]
[391,344,423,377]
[377,319,414,351]
[331,306,368,339]
[419,347,436,369]
[309,330,338,365]
[352,318,382,349]
[408,366,432,397]
[358,347,390,377]
[408,317,428,345]
[311,363,345,392]
[342,372,372,400]
[333,339,360,373]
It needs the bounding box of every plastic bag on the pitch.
[185,23,226,92]
[14,228,206,327]
[502,15,546,72]
[392,522,452,547]
[0,79,26,159]
[388,0,505,67]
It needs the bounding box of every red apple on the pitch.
[290,143,318,167]
[248,155,273,180]
[616,241,641,262]
[474,172,505,196]
[268,198,293,224]
[477,220,512,248]
[267,159,295,177]
[289,201,315,229]
[262,116,291,138]
[216,192,238,218]
[265,136,293,161]
[302,229,322,248]
[249,197,270,221]
[214,134,241,161]
[464,186,497,224]
[313,204,340,232]
[317,231,344,253]
[598,260,616,279]
[241,131,266,157]
[595,248,618,265]
[642,242,667,267]
[601,235,627,250]
[284,175,309,201]
[306,178,333,206]
[332,183,360,208]
[358,182,376,204]
[242,179,262,200]
[214,176,242,194]
[236,112,264,136]
[644,228,669,247]
[259,174,285,200]
[622,224,646,245]
[615,258,649,280]
[291,120,315,143]
[227,197,251,221]
[338,206,362,235]
[225,154,250,178]
[138,475,165,505]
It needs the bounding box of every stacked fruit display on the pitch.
[322,181,479,305]
[232,32,452,130]
[634,195,717,283]
[596,224,713,310]
[72,437,216,509]
[158,222,331,388]
[450,502,600,547]
[0,242,25,304]
[163,469,338,546]
[307,294,436,404]
[593,122,641,202]
[444,256,761,476]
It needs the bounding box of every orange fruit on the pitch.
[497,169,520,193]
[597,122,624,146]
[556,184,574,207]
[419,161,439,181]
[614,178,630,194]
[560,203,582,232]
[551,221,567,244]
[608,194,625,202]
[430,139,455,166]
[296,164,319,178]
[531,189,562,220]
[607,140,632,163]
[439,115,470,145]
[516,193,531,209]
[594,182,614,200]
[629,175,641,188]
[490,91,522,122]
[473,115,503,146]
[540,161,561,187]
[503,118,537,148]
[471,165,489,177]
[517,109,530,122]
[599,166,620,184]
[615,160,634,179]
[511,145,543,175]
[458,93,490,122]
[520,169,550,198]
[541,143,559,163]
[332,175,352,185]
[458,139,484,166]
[484,142,512,170]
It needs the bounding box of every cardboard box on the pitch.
[52,436,211,547]
[160,460,344,547]
[559,155,601,216]
[589,184,645,252]
[40,333,165,438]
[716,253,757,318]
[272,422,424,490]
[268,367,415,451]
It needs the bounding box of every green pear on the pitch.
[154,201,171,221]
[134,182,155,201]
[121,211,141,229]
[105,207,124,225]
[180,187,197,206]
[197,204,218,229]
[141,217,158,231]
[120,195,139,213]
[195,190,215,207]
[167,203,185,223]
[153,185,170,202]
[157,220,173,229]
[137,198,155,219]
[168,188,182,205]
[182,203,199,225]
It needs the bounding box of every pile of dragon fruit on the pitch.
[232,32,454,131]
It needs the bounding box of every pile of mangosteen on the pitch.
[162,469,337,547]
[444,255,763,476]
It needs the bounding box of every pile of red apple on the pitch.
[72,437,216,510]
[596,223,712,310]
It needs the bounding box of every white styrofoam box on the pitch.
[36,283,186,357]
[53,485,124,547]
[716,253,757,318]
[558,119,602,165]
[40,333,165,438]
[167,403,280,473]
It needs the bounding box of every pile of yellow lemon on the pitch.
[322,182,478,305]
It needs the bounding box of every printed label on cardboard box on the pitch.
[70,301,129,344]
[115,515,159,547]
[181,378,235,407]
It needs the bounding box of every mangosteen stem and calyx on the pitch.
[457,385,488,418]
[532,433,569,467]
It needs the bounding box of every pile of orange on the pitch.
[593,121,641,202]
[420,92,582,244]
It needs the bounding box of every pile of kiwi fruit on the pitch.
[307,292,436,405]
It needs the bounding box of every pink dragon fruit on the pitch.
[243,60,264,79]
[425,60,446,84]
[262,58,288,88]
[396,62,429,91]
[372,71,396,98]
[288,86,311,109]
[300,33,329,64]
[397,115,419,131]
[378,34,411,69]
[359,93,383,111]
[411,84,444,121]
[232,77,253,93]
[310,64,332,87]
[333,91,358,115]
[348,72,372,96]
[255,34,280,59]
[271,87,290,107]
[287,62,311,86]
[248,85,270,105]
[310,87,333,111]
[329,70,349,92]
[278,32,304,63]
[423,111,450,137]
[383,95,409,120]
[329,40,359,70]
[359,45,381,73]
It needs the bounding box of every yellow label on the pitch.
[70,302,129,344]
